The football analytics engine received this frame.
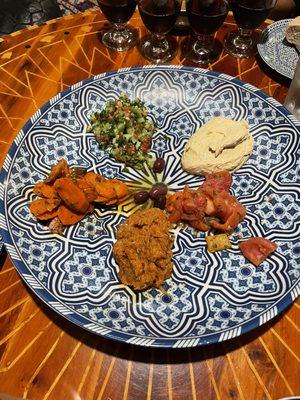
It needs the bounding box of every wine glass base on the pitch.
[102,25,138,52]
[139,35,177,64]
[224,30,259,58]
[182,36,223,65]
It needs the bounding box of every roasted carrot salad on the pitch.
[30,159,128,235]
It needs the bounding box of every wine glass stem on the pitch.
[234,27,253,49]
[152,34,168,53]
[153,33,164,44]
[113,22,127,32]
[238,28,252,38]
[197,34,210,43]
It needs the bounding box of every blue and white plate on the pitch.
[0,66,299,347]
[258,19,299,79]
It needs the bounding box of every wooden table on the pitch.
[0,10,299,400]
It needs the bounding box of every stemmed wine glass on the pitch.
[182,0,229,65]
[98,0,138,52]
[224,0,277,58]
[138,0,182,63]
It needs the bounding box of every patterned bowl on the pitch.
[0,66,299,347]
[258,19,299,80]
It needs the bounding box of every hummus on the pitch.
[181,117,254,175]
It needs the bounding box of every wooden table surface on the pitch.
[0,9,299,400]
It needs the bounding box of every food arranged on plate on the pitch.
[239,237,278,267]
[113,208,174,290]
[134,182,168,209]
[30,159,128,234]
[29,96,278,290]
[166,170,246,233]
[205,234,232,253]
[181,117,254,174]
[87,94,156,169]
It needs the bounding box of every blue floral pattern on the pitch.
[0,66,299,347]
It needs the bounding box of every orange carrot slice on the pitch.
[54,178,89,213]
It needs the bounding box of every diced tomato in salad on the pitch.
[167,186,207,224]
[203,171,232,192]
[166,170,245,233]
[208,190,246,232]
[166,170,278,263]
[239,237,278,266]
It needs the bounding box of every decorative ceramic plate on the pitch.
[0,66,299,348]
[258,19,299,79]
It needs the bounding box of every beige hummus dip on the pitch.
[182,117,254,175]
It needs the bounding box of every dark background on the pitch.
[0,0,62,37]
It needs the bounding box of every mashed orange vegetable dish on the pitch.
[113,208,174,291]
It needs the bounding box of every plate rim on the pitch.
[0,65,299,348]
[257,18,298,80]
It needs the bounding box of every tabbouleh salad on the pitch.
[87,94,156,169]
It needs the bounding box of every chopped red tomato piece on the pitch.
[166,186,207,224]
[210,191,246,232]
[239,237,278,266]
[166,170,245,233]
[203,171,232,192]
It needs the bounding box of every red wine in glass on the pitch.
[139,0,181,34]
[138,0,182,63]
[183,0,228,64]
[231,0,274,30]
[98,0,138,51]
[224,0,277,58]
[187,0,228,35]
[99,0,137,24]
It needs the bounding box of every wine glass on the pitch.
[224,0,277,58]
[138,0,182,63]
[182,0,229,65]
[98,0,138,52]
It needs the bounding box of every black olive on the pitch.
[153,158,165,173]
[149,183,168,200]
[153,195,166,210]
[134,190,149,204]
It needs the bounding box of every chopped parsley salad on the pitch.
[87,94,157,169]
